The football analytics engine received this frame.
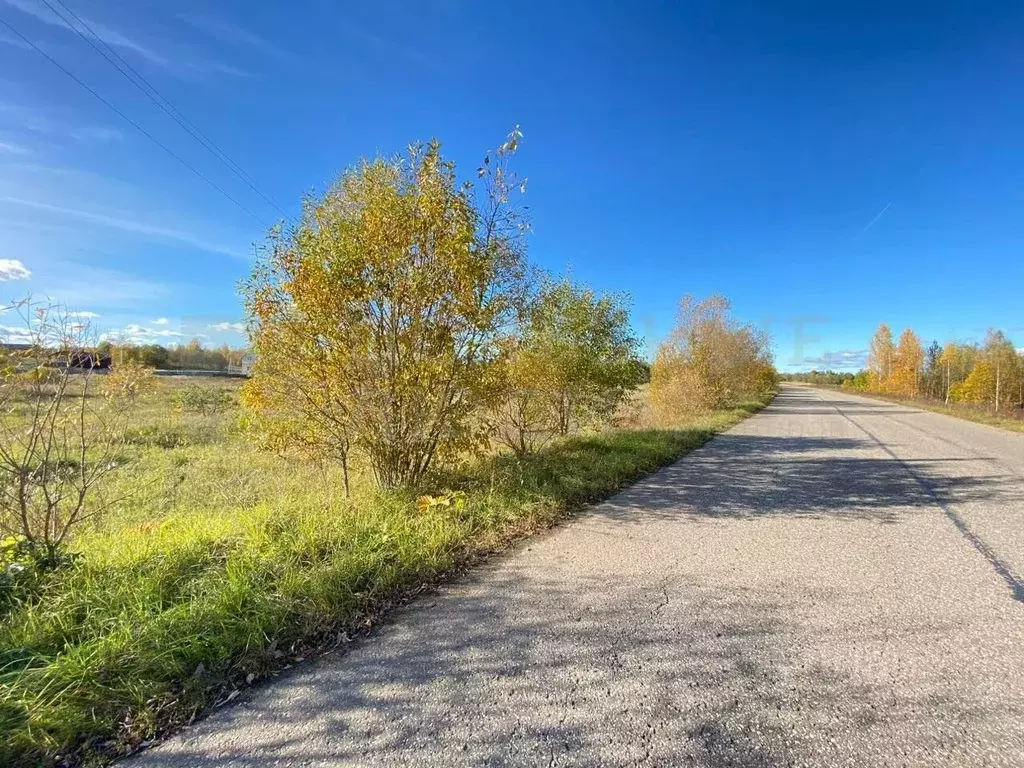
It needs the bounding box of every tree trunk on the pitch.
[995,362,1001,413]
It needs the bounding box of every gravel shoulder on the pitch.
[130,385,1024,767]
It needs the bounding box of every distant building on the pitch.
[66,350,112,370]
[227,351,256,377]
[0,343,111,370]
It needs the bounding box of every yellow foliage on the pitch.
[650,295,775,422]
[867,323,895,391]
[491,277,645,454]
[887,328,924,397]
[243,135,527,489]
[102,360,156,405]
[956,362,995,404]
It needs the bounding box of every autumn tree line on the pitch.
[243,130,777,491]
[786,325,1024,414]
[95,339,248,371]
[864,324,1023,411]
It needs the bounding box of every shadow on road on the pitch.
[132,567,1000,767]
[593,431,1019,525]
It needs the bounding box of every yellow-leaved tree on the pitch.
[867,322,895,392]
[939,341,977,403]
[492,276,645,454]
[956,361,995,405]
[888,328,924,397]
[650,294,775,420]
[243,131,527,489]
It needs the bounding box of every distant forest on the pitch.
[96,339,248,371]
[782,325,1023,413]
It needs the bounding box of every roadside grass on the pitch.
[806,384,1024,434]
[0,378,774,767]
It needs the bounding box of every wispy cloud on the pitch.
[104,323,191,344]
[0,102,121,145]
[208,321,245,333]
[0,140,29,154]
[125,324,184,338]
[194,60,255,78]
[0,28,33,50]
[0,258,31,280]
[0,103,52,135]
[2,0,165,65]
[0,196,248,258]
[68,126,122,142]
[0,324,32,343]
[153,317,170,325]
[179,14,275,54]
[33,262,169,310]
[1,1,253,78]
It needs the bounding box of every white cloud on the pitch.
[208,321,245,333]
[124,324,185,338]
[208,60,257,77]
[0,140,29,154]
[104,323,188,344]
[0,103,121,144]
[800,349,869,370]
[177,13,295,63]
[0,29,33,50]
[68,126,123,142]
[179,14,267,48]
[0,258,31,280]
[70,310,100,319]
[153,317,170,325]
[0,324,32,343]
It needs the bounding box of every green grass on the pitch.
[0,378,773,767]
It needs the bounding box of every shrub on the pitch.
[650,294,775,420]
[243,130,528,489]
[125,423,219,449]
[0,300,145,553]
[171,383,233,415]
[492,276,646,454]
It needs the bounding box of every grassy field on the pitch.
[0,377,773,766]
[802,383,1024,433]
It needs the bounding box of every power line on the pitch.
[44,0,288,218]
[0,15,266,226]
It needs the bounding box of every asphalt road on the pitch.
[131,385,1024,767]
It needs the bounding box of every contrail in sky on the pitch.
[861,202,891,233]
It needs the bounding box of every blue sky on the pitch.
[1,0,1022,368]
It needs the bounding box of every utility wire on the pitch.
[44,0,288,218]
[0,15,266,226]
